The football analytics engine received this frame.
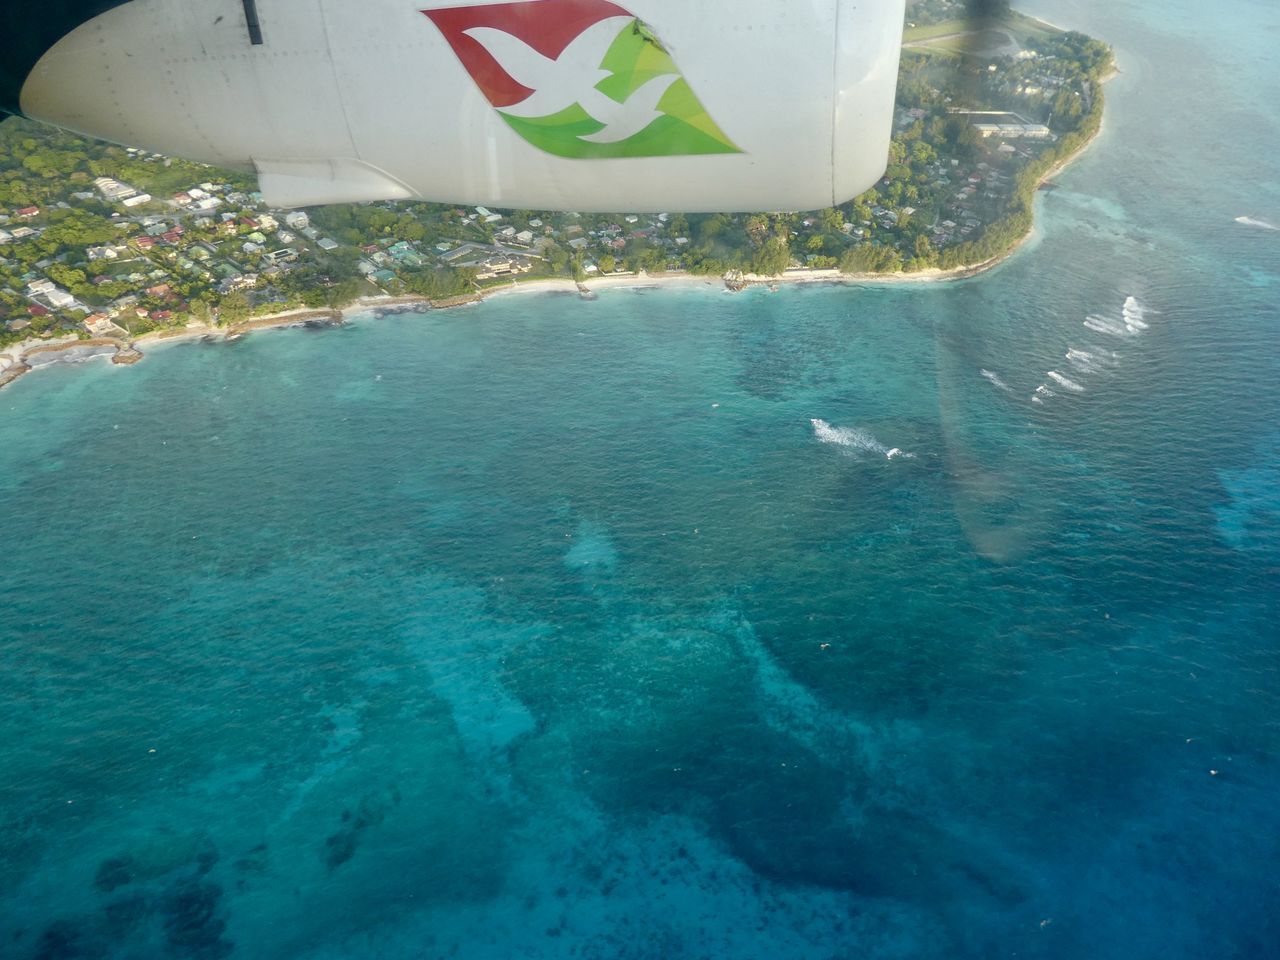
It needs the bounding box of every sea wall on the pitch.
[23,341,121,367]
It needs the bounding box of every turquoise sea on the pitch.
[2,0,1278,957]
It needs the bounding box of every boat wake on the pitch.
[811,419,914,459]
[1235,215,1279,231]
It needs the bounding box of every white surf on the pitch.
[1084,314,1128,337]
[1122,295,1149,332]
[981,368,1013,392]
[811,419,914,459]
[1047,371,1085,393]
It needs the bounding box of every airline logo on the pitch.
[423,0,741,159]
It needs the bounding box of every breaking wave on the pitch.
[1122,296,1149,332]
[1031,384,1056,405]
[1065,348,1098,373]
[1235,216,1279,231]
[1083,296,1151,338]
[811,419,914,459]
[1065,347,1116,374]
[1084,314,1128,337]
[1047,371,1085,393]
[981,369,1013,393]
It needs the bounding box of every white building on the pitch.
[93,177,138,201]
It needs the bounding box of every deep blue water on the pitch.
[2,1,1279,957]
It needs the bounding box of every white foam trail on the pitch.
[1084,314,1128,337]
[1235,216,1279,231]
[1065,348,1095,373]
[980,368,1013,393]
[1047,371,1085,393]
[811,419,915,459]
[1122,295,1148,332]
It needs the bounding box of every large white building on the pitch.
[93,176,138,201]
[953,110,1053,141]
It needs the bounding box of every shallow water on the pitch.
[2,0,1279,957]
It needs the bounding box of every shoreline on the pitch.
[1,70,1114,392]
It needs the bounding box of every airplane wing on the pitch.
[2,0,906,212]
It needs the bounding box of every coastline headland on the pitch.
[0,63,1117,393]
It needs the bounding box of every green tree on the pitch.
[751,237,791,276]
[218,292,251,324]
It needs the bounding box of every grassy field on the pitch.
[902,18,970,43]
[903,10,1061,48]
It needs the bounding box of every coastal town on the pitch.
[0,4,1112,381]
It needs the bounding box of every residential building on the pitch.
[93,177,137,201]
